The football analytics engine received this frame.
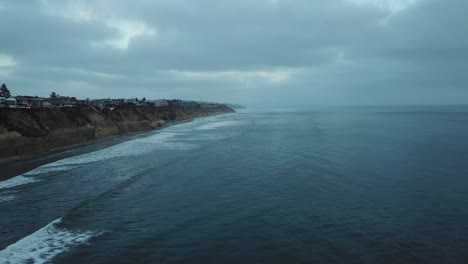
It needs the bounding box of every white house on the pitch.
[153,99,169,107]
[5,98,17,108]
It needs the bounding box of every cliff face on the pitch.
[0,103,234,158]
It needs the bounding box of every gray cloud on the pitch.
[0,0,467,106]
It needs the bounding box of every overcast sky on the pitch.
[0,0,467,106]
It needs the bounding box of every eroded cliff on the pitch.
[0,102,234,158]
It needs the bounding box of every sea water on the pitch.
[1,106,468,263]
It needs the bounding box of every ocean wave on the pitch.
[195,121,241,130]
[3,118,238,187]
[23,165,81,176]
[14,132,191,178]
[0,176,40,190]
[0,194,15,203]
[47,132,179,167]
[0,218,101,264]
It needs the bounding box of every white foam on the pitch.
[195,121,241,130]
[23,165,80,176]
[16,132,193,178]
[43,133,177,168]
[0,176,40,190]
[0,218,101,264]
[0,195,15,203]
[178,134,229,141]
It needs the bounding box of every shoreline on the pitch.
[0,116,205,182]
[1,102,234,159]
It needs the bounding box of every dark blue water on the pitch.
[1,106,468,263]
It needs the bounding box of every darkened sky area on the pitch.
[0,0,467,106]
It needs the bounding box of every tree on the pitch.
[142,97,146,102]
[50,92,57,98]
[0,83,11,98]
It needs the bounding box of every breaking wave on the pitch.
[40,132,181,169]
[4,131,191,180]
[0,117,237,192]
[0,218,101,264]
[195,121,241,130]
[0,176,40,191]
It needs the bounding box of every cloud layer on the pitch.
[0,0,467,106]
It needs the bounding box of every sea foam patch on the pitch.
[16,132,188,178]
[0,194,15,202]
[23,165,81,176]
[195,121,241,130]
[0,218,101,264]
[0,132,184,192]
[0,176,40,190]
[44,132,178,167]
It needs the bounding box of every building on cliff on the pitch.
[1,97,18,108]
[16,96,52,108]
[91,99,127,109]
[50,97,78,108]
[0,98,17,108]
[13,96,81,109]
[152,99,169,107]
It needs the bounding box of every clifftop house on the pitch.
[0,97,17,108]
[16,96,51,108]
[152,99,169,107]
[50,96,78,107]
[1,95,219,110]
[1,96,80,109]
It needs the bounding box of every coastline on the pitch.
[1,102,234,159]
[0,114,222,182]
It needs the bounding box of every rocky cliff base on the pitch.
[0,102,234,159]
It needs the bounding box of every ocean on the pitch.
[1,106,468,264]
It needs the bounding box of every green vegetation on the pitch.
[0,83,11,98]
